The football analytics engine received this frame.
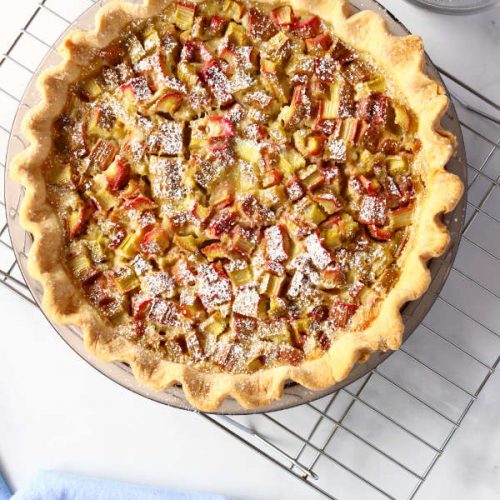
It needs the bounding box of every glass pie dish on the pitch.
[5,0,467,414]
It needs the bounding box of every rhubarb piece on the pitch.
[149,299,180,326]
[202,242,231,261]
[70,122,89,158]
[140,226,170,255]
[262,168,282,188]
[223,0,245,22]
[173,1,196,30]
[148,120,184,157]
[207,210,237,238]
[228,266,253,287]
[114,266,141,293]
[393,103,411,132]
[233,286,266,318]
[181,41,213,64]
[153,92,183,115]
[150,157,185,201]
[305,233,332,270]
[313,191,342,215]
[67,202,94,240]
[191,201,211,223]
[314,55,336,83]
[306,134,326,158]
[225,21,247,45]
[260,273,285,297]
[186,332,205,360]
[173,234,199,253]
[387,155,409,176]
[199,60,233,105]
[270,5,294,26]
[200,312,228,336]
[230,226,256,256]
[209,15,228,36]
[291,15,321,39]
[131,293,153,319]
[210,184,234,209]
[126,34,146,64]
[89,139,118,172]
[198,263,232,312]
[117,232,142,259]
[330,39,355,66]
[276,345,304,365]
[244,8,277,41]
[367,225,393,241]
[260,185,286,208]
[120,76,153,103]
[326,137,347,162]
[172,257,197,286]
[358,194,387,226]
[206,115,235,138]
[285,176,306,202]
[68,253,94,280]
[357,174,380,195]
[388,204,414,229]
[305,33,333,53]
[319,265,344,289]
[264,225,289,263]
[106,158,130,191]
[81,78,103,100]
[144,271,175,298]
[371,94,389,125]
[303,168,326,191]
[302,201,327,226]
[329,300,358,329]
[122,193,156,211]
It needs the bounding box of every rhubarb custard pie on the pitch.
[12,0,462,410]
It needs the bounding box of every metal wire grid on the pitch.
[0,1,499,499]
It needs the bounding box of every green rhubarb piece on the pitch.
[117,233,142,259]
[200,312,228,336]
[82,78,103,99]
[235,139,261,164]
[324,227,342,249]
[223,1,245,22]
[387,155,409,176]
[48,164,72,185]
[225,21,247,43]
[68,253,92,279]
[173,2,196,30]
[260,185,286,208]
[260,273,285,297]
[143,28,161,52]
[229,267,253,287]
[393,103,411,132]
[115,266,140,293]
[126,34,146,64]
[388,205,414,229]
[173,234,199,253]
[303,202,327,225]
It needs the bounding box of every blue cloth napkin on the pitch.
[9,470,230,500]
[0,471,11,500]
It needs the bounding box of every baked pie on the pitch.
[12,0,463,410]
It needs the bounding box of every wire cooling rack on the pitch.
[1,1,499,499]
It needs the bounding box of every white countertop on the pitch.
[1,1,499,499]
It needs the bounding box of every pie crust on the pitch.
[11,0,463,411]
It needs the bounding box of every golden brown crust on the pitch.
[11,0,463,411]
